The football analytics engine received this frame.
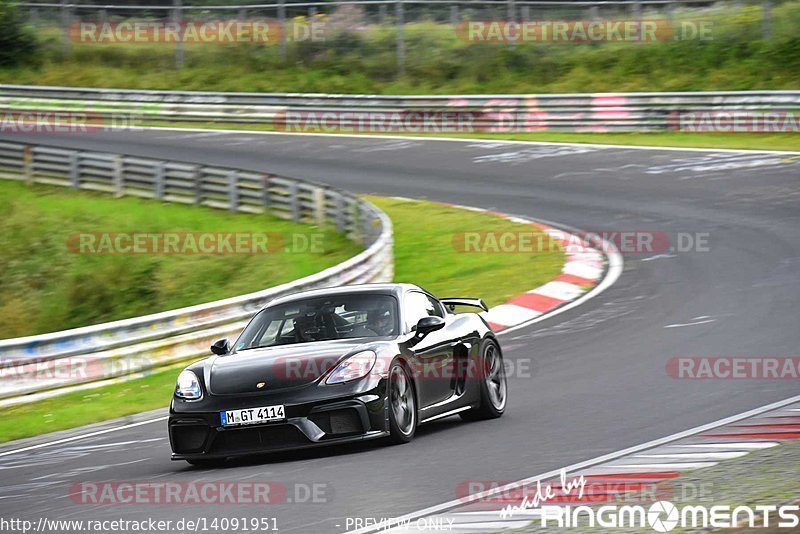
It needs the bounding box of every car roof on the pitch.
[262,283,426,310]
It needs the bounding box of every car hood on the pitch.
[208,339,373,395]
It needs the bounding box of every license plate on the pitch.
[220,405,285,427]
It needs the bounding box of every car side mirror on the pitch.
[412,316,445,341]
[210,338,230,355]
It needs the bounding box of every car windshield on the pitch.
[234,293,399,350]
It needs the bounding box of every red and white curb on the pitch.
[347,395,800,533]
[390,197,609,332]
[477,218,604,332]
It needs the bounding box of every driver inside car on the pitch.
[368,304,395,336]
[294,315,322,342]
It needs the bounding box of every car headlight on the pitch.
[175,370,202,400]
[325,351,377,384]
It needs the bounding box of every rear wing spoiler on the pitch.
[440,298,489,312]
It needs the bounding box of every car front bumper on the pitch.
[169,388,388,460]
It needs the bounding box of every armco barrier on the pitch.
[0,140,393,402]
[1,85,799,132]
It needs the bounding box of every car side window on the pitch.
[426,295,445,318]
[405,291,445,331]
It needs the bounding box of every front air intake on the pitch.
[310,408,364,437]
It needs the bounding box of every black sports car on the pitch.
[169,283,507,465]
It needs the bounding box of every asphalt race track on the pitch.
[1,130,799,533]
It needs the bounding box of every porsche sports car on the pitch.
[169,283,506,466]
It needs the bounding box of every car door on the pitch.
[404,291,457,407]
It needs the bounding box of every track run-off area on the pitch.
[1,129,799,533]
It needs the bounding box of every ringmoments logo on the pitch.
[649,501,679,532]
[537,501,800,531]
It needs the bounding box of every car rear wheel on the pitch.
[387,361,417,444]
[460,338,507,421]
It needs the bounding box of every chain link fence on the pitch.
[15,0,791,73]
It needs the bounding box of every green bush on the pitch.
[0,181,360,338]
[1,2,799,92]
[0,1,37,66]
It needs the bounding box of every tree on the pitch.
[0,1,38,66]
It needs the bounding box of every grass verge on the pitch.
[368,196,565,307]
[0,197,565,444]
[0,180,360,338]
[0,367,179,445]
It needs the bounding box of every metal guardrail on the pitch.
[0,140,393,402]
[1,85,799,131]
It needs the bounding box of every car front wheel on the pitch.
[387,360,417,444]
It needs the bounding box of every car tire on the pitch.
[460,338,507,421]
[387,360,417,444]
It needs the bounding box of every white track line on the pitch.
[142,126,800,155]
[673,443,778,449]
[633,451,749,460]
[597,462,720,470]
[345,393,800,534]
[0,416,168,458]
